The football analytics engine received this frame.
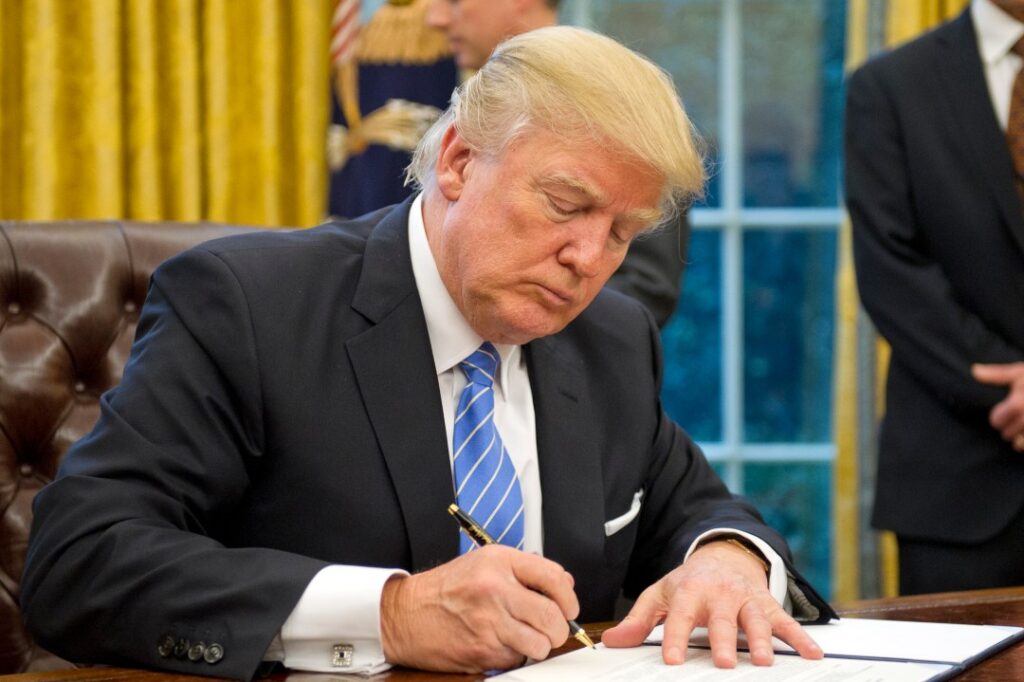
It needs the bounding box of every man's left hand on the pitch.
[601,539,823,668]
[972,362,1024,451]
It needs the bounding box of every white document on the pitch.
[492,644,950,681]
[648,617,1024,666]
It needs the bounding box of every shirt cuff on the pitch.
[264,565,408,674]
[684,528,789,609]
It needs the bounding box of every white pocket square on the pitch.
[604,489,644,536]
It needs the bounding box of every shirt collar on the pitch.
[407,193,520,390]
[973,0,1024,64]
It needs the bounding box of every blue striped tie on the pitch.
[453,343,525,553]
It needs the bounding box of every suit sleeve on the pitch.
[22,248,328,681]
[845,63,1023,413]
[605,211,690,328]
[619,303,834,622]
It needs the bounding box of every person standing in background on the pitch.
[328,0,459,219]
[845,0,1024,595]
[425,0,692,328]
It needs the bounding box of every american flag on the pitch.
[330,0,360,67]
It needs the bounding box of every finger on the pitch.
[509,554,580,620]
[601,586,665,648]
[736,600,774,666]
[767,610,824,660]
[661,594,701,666]
[496,614,557,664]
[1014,433,1024,453]
[704,602,740,668]
[990,398,1015,431]
[504,586,571,649]
[992,399,1024,437]
[972,363,1019,386]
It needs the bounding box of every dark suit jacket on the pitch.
[846,10,1024,544]
[606,212,690,328]
[22,199,815,680]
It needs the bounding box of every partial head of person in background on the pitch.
[425,0,560,70]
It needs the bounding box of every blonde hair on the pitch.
[406,25,705,221]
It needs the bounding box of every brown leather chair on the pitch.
[0,220,262,673]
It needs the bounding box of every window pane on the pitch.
[743,230,835,442]
[581,0,722,207]
[744,462,832,599]
[741,0,845,207]
[661,229,722,442]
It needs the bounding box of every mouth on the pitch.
[535,283,575,307]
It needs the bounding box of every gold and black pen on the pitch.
[447,503,596,649]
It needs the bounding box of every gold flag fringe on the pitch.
[356,0,451,65]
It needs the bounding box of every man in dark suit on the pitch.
[425,0,690,328]
[846,0,1024,595]
[23,27,828,680]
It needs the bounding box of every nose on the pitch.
[556,221,611,279]
[425,0,451,29]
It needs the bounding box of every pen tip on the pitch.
[574,629,596,649]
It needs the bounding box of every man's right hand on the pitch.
[379,545,579,672]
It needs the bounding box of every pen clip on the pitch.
[448,503,496,546]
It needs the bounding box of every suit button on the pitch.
[173,638,190,658]
[204,643,224,664]
[187,642,206,662]
[156,634,175,658]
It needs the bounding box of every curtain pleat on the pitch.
[1,0,332,227]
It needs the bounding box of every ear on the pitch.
[435,124,474,202]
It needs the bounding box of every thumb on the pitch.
[601,591,663,648]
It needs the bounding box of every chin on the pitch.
[496,314,576,345]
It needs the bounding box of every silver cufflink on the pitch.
[332,644,355,667]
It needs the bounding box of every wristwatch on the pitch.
[696,534,771,574]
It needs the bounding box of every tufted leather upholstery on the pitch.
[0,220,261,673]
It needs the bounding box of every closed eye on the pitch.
[548,195,580,217]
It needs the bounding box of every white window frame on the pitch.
[573,0,839,492]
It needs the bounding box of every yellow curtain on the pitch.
[834,0,967,603]
[0,0,333,227]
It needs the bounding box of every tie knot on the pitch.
[1011,36,1024,58]
[460,342,500,387]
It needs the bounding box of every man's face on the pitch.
[426,0,522,70]
[425,126,664,345]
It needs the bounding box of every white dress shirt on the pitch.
[265,195,788,673]
[973,0,1024,131]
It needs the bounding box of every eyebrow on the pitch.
[542,173,663,226]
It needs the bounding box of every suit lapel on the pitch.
[526,336,606,572]
[347,201,458,571]
[937,11,1024,256]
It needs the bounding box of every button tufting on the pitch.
[124,301,137,313]
[7,302,20,315]
[19,464,34,477]
[73,381,87,394]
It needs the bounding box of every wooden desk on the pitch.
[6,587,1024,681]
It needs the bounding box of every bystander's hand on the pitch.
[972,362,1024,452]
[601,539,824,668]
[379,544,578,672]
